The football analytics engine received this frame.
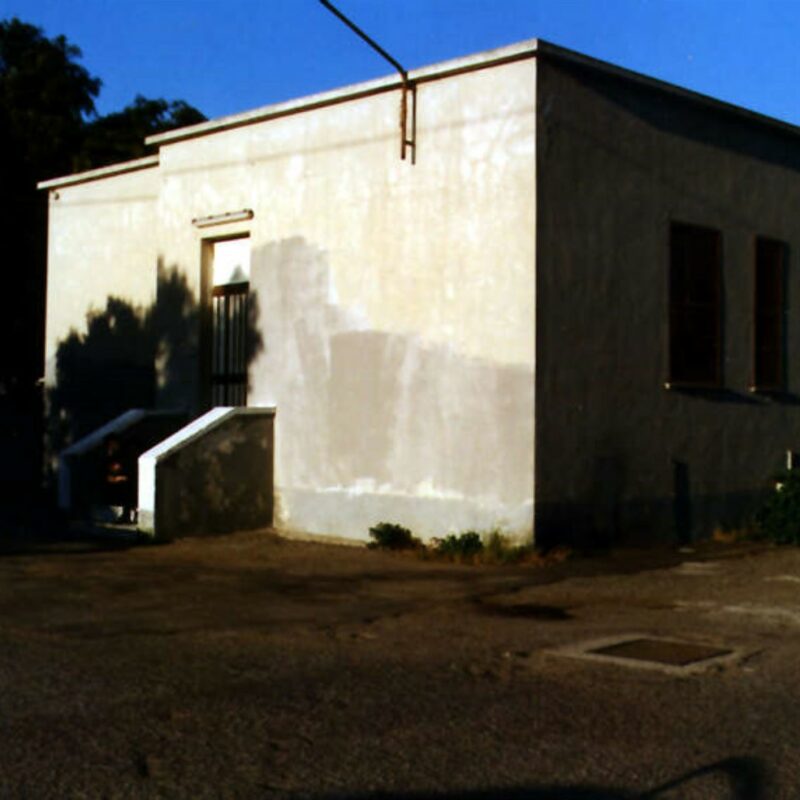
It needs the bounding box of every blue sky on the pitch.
[4,0,800,126]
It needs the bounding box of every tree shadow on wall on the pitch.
[47,262,263,460]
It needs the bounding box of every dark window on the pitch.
[669,223,722,386]
[753,237,786,390]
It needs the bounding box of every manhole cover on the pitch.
[551,634,742,674]
[589,638,731,666]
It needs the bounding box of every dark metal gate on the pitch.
[211,282,249,406]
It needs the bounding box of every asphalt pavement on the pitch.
[0,532,797,799]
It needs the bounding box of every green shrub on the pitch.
[482,529,531,564]
[433,531,484,560]
[754,471,800,544]
[366,522,549,566]
[367,522,420,550]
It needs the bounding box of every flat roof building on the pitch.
[41,40,800,545]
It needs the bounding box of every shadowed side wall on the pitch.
[155,57,537,541]
[535,56,800,545]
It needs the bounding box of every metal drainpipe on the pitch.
[318,0,415,161]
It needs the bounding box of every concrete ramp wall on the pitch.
[138,406,276,541]
[58,409,188,516]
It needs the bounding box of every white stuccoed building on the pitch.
[39,40,800,546]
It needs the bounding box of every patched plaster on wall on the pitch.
[248,237,533,539]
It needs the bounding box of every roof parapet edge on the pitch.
[149,35,800,150]
[145,39,540,147]
[37,154,160,191]
[534,39,800,140]
[38,37,800,181]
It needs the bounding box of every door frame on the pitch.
[199,232,251,411]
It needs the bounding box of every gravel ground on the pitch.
[0,530,797,799]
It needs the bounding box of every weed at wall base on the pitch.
[366,522,564,566]
[431,531,484,562]
[754,470,800,544]
[367,522,421,551]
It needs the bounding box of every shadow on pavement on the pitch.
[0,502,139,557]
[641,756,768,799]
[0,533,138,557]
[313,757,768,800]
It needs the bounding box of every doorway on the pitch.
[207,237,250,406]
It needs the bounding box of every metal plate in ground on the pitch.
[589,638,731,666]
[551,634,743,675]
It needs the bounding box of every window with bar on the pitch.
[753,237,786,391]
[668,223,722,387]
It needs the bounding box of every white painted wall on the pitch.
[43,165,159,388]
[158,56,537,540]
[43,51,537,542]
[169,58,537,540]
[44,40,800,545]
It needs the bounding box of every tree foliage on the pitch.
[0,15,206,388]
[0,17,103,405]
[0,16,205,499]
[0,17,100,179]
[77,95,206,170]
[0,17,205,177]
